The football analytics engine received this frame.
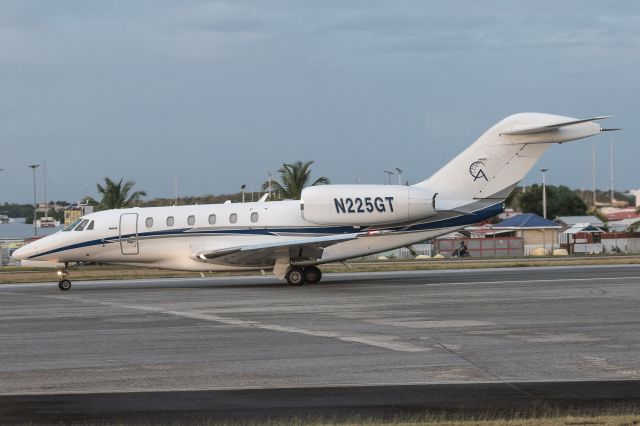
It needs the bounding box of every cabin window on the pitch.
[187,215,196,226]
[229,213,237,224]
[250,212,259,223]
[86,220,94,230]
[145,217,153,228]
[63,219,82,231]
[208,214,216,225]
[74,219,89,231]
[166,216,174,226]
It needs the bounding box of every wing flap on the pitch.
[500,116,610,136]
[192,233,358,267]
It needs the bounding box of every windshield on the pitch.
[63,219,83,231]
[74,219,89,231]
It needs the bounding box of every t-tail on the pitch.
[414,113,615,208]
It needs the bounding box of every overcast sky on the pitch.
[1,1,638,204]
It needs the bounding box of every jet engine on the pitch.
[300,185,436,226]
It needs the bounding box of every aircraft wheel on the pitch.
[286,267,306,286]
[304,266,322,284]
[58,280,72,291]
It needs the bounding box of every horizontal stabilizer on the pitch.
[500,116,610,136]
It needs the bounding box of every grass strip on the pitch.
[1,256,640,284]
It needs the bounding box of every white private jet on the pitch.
[12,113,617,290]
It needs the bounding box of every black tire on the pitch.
[304,266,322,284]
[286,267,306,286]
[58,280,71,291]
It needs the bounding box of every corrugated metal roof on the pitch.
[493,213,561,229]
[563,224,605,234]
[556,216,604,227]
[608,217,640,232]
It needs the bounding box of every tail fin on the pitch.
[414,113,609,203]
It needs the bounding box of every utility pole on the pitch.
[267,172,272,199]
[540,168,549,219]
[28,164,40,236]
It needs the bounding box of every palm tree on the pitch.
[96,177,147,209]
[262,161,329,200]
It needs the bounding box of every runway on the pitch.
[1,265,640,423]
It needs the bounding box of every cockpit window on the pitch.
[63,219,83,231]
[74,219,89,231]
[86,220,94,230]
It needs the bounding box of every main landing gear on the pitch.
[285,266,322,286]
[57,267,71,291]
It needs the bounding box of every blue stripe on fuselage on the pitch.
[29,202,503,259]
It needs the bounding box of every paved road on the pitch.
[1,265,640,422]
[2,381,640,424]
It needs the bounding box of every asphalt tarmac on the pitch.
[1,265,640,423]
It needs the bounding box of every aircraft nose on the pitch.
[12,244,39,261]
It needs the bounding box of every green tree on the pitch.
[262,161,329,200]
[513,184,587,218]
[95,178,147,209]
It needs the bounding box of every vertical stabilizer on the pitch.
[414,113,606,203]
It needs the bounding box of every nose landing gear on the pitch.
[58,279,71,291]
[285,266,323,286]
[57,266,71,291]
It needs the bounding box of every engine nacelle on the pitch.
[300,185,436,226]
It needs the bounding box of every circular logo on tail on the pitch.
[469,161,488,181]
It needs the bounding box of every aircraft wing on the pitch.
[499,116,610,135]
[192,233,358,267]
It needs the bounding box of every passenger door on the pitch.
[119,213,139,255]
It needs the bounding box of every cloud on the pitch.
[0,0,638,202]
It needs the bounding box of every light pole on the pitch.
[241,184,246,203]
[540,168,549,219]
[395,168,403,185]
[28,164,40,236]
[267,172,272,199]
[592,144,596,208]
[173,176,179,206]
[610,135,614,205]
[384,170,394,185]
